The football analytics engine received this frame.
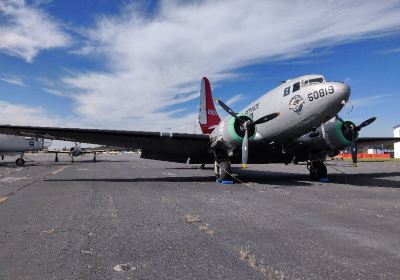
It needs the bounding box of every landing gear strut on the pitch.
[308,161,327,181]
[93,153,97,162]
[214,151,232,181]
[214,160,231,181]
[214,150,232,181]
[54,153,59,162]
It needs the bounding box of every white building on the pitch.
[394,125,400,159]
[367,148,383,154]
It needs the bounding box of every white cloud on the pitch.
[42,87,66,97]
[1,0,399,134]
[0,0,70,62]
[379,47,400,54]
[60,0,400,132]
[0,74,26,87]
[0,101,61,126]
[349,94,392,108]
[226,94,243,106]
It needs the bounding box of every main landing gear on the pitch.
[308,160,327,181]
[15,157,25,166]
[214,151,232,182]
[214,160,231,181]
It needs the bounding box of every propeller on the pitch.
[216,99,280,168]
[356,117,376,131]
[242,128,249,168]
[337,116,377,166]
[216,99,243,125]
[253,112,280,125]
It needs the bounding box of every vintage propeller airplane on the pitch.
[47,142,108,163]
[0,135,51,165]
[0,74,397,180]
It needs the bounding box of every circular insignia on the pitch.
[289,95,305,113]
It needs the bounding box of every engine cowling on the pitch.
[288,118,355,156]
[210,115,256,152]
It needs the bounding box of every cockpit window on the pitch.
[308,77,323,84]
[293,82,300,92]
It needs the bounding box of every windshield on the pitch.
[308,77,324,84]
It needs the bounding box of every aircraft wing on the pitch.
[0,125,212,164]
[47,150,71,154]
[357,137,400,146]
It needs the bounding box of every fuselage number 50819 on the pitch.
[308,86,335,102]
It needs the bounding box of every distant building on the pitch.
[394,125,400,159]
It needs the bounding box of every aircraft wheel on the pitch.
[215,160,231,181]
[309,161,327,180]
[16,158,25,166]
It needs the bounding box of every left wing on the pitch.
[0,125,212,164]
[47,150,71,154]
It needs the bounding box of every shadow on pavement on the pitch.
[44,168,400,189]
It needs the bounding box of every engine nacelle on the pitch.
[210,115,256,153]
[288,118,354,157]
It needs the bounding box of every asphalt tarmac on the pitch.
[0,153,399,280]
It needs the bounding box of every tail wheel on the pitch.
[16,158,25,166]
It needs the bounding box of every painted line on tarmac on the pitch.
[52,166,69,175]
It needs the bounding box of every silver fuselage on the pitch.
[0,135,46,155]
[236,74,350,143]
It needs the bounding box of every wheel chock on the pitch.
[216,180,234,184]
[319,177,329,183]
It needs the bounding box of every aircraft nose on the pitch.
[43,140,52,149]
[336,82,351,103]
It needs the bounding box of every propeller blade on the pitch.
[351,133,358,166]
[254,112,280,125]
[216,99,243,124]
[356,117,376,131]
[336,115,346,123]
[242,129,249,169]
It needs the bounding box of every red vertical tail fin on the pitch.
[198,77,221,134]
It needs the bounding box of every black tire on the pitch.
[216,161,231,181]
[310,161,327,180]
[16,158,25,166]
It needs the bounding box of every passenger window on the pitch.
[293,82,300,92]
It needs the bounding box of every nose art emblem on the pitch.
[289,95,305,113]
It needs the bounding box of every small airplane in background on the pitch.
[0,134,51,165]
[48,142,108,162]
[0,74,398,180]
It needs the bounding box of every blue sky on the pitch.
[0,0,399,137]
